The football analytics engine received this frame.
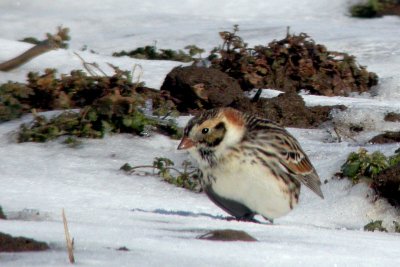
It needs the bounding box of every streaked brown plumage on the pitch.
[178,107,323,222]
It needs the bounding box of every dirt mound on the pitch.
[384,112,400,122]
[209,27,378,96]
[161,66,345,128]
[255,92,345,128]
[0,232,49,252]
[369,131,400,144]
[373,163,400,207]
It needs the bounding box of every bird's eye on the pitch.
[202,128,209,134]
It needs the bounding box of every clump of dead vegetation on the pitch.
[0,67,181,142]
[208,26,378,96]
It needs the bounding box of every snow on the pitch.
[1,0,400,266]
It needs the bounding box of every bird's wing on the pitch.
[280,148,324,199]
[246,117,324,198]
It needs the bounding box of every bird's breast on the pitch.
[203,150,298,219]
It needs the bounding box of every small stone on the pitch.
[197,229,257,242]
[369,131,400,144]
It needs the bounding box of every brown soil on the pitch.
[197,229,257,242]
[380,3,400,16]
[373,163,400,207]
[368,131,400,144]
[384,112,400,122]
[0,232,49,252]
[161,66,346,128]
[254,92,346,128]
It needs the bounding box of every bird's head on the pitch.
[178,108,246,153]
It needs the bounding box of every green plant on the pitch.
[120,157,201,192]
[0,82,33,121]
[62,136,83,148]
[340,148,400,208]
[363,220,388,232]
[394,221,400,233]
[350,0,381,18]
[349,0,400,18]
[340,148,389,183]
[0,66,181,142]
[388,150,400,166]
[18,101,181,142]
[112,44,204,62]
[0,206,6,219]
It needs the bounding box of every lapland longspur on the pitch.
[178,107,324,222]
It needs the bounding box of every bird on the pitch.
[177,107,324,222]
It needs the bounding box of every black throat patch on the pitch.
[198,147,217,167]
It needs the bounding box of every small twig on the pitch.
[333,126,342,143]
[286,26,291,38]
[131,64,143,88]
[74,52,107,77]
[128,165,194,176]
[161,111,173,120]
[251,88,262,102]
[62,208,75,264]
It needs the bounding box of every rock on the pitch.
[160,66,244,112]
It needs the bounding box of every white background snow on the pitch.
[0,0,400,266]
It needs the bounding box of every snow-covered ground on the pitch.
[0,0,400,266]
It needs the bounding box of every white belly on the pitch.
[208,157,296,219]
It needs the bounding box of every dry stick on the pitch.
[73,52,107,77]
[62,208,75,264]
[128,165,192,175]
[0,27,69,72]
[0,40,57,71]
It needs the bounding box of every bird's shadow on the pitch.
[131,208,227,220]
[131,208,268,224]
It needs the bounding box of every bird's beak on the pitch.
[177,137,195,150]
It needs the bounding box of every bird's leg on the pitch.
[262,216,274,224]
